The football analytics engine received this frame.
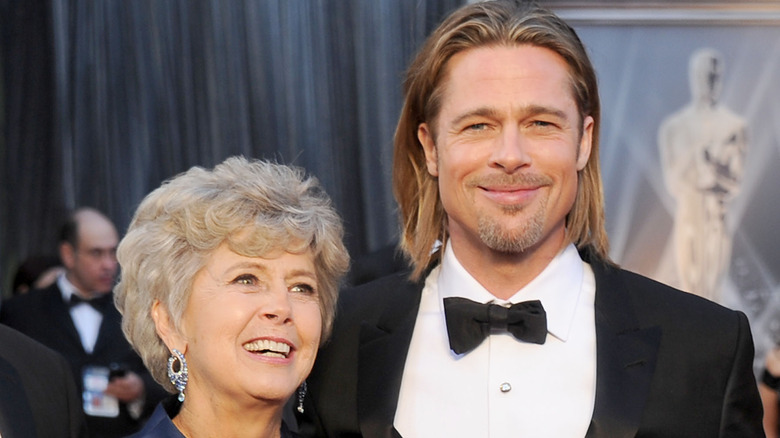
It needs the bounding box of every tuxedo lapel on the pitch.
[585,261,661,438]
[44,286,87,355]
[92,296,123,356]
[348,258,662,438]
[356,276,422,438]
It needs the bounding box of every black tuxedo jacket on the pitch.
[0,283,166,437]
[304,255,763,437]
[0,324,86,438]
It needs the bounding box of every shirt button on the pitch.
[499,382,512,393]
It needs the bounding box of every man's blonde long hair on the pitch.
[393,1,610,281]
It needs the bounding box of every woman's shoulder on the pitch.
[128,398,184,438]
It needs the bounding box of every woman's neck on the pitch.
[172,396,284,438]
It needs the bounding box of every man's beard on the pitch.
[477,201,545,254]
[465,171,552,254]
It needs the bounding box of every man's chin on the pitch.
[478,216,544,254]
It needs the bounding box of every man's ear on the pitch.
[59,242,76,271]
[418,123,439,177]
[151,300,186,353]
[576,116,594,171]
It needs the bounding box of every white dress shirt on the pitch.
[394,243,597,438]
[58,275,103,353]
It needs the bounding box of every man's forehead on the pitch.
[76,227,118,249]
[437,47,576,105]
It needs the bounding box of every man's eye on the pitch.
[531,120,556,128]
[467,123,488,131]
[290,283,316,294]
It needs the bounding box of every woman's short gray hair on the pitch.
[114,156,349,392]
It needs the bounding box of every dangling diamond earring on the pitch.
[296,381,307,413]
[167,348,188,402]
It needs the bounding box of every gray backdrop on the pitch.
[1,1,778,369]
[0,0,462,292]
[570,10,780,370]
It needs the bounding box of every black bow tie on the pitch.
[68,293,112,312]
[443,297,547,355]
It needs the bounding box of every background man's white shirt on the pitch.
[59,275,102,353]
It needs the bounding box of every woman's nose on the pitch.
[261,286,292,323]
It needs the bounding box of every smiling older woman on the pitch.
[114,156,349,438]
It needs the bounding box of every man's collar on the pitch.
[57,274,77,303]
[437,243,587,342]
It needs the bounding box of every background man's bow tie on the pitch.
[443,297,547,355]
[68,293,112,312]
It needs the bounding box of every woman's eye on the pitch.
[290,283,316,294]
[232,274,256,286]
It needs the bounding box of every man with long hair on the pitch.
[304,2,762,436]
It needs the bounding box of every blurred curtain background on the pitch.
[0,0,463,293]
[2,1,779,371]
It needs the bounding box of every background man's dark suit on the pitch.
[0,283,164,437]
[0,324,86,438]
[305,254,763,438]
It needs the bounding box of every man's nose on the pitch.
[489,127,531,173]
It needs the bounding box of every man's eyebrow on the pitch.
[450,107,500,127]
[524,105,568,120]
[449,105,569,127]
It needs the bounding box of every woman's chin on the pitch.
[243,380,299,405]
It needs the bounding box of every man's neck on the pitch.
[63,273,100,300]
[447,234,568,301]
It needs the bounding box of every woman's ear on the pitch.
[151,300,186,353]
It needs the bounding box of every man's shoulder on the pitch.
[0,324,86,438]
[594,262,744,326]
[5,283,61,303]
[603,263,723,302]
[1,284,60,315]
[0,324,67,370]
[0,285,65,336]
[326,269,423,335]
[340,270,420,308]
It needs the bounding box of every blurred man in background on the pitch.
[1,207,164,437]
